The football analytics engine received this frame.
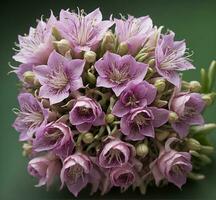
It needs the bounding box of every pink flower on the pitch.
[120,106,169,140]
[115,15,153,55]
[98,139,136,168]
[110,164,136,189]
[112,81,157,117]
[69,96,105,133]
[34,50,85,105]
[13,12,57,65]
[57,8,113,54]
[95,52,148,96]
[60,153,100,197]
[150,138,192,188]
[155,31,195,87]
[33,122,75,160]
[13,93,49,140]
[170,92,205,138]
[28,153,61,187]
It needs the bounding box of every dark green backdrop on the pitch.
[0,0,216,199]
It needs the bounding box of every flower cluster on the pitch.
[12,8,216,197]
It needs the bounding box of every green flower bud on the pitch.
[82,132,94,144]
[154,100,168,107]
[53,39,71,55]
[168,111,179,123]
[86,69,96,85]
[105,113,115,124]
[23,71,35,84]
[148,59,155,68]
[101,31,115,52]
[136,143,149,157]
[189,81,201,92]
[202,93,216,106]
[186,138,201,151]
[22,143,32,157]
[156,130,170,141]
[117,42,128,56]
[84,51,97,63]
[52,27,62,41]
[191,123,216,135]
[188,172,205,180]
[154,78,166,93]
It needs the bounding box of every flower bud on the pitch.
[23,71,35,84]
[82,132,94,144]
[22,143,32,157]
[154,79,166,93]
[188,172,205,180]
[84,51,97,63]
[101,31,115,52]
[117,42,128,56]
[168,111,179,123]
[202,93,216,106]
[156,130,170,141]
[52,27,62,41]
[148,59,155,68]
[53,39,71,55]
[86,69,96,85]
[136,143,149,157]
[189,81,201,92]
[105,113,115,124]
[186,138,201,151]
[154,100,168,107]
[191,123,216,135]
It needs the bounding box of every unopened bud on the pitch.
[154,79,166,93]
[186,138,201,151]
[22,143,32,157]
[52,27,62,41]
[154,100,168,107]
[189,81,201,92]
[148,59,155,67]
[136,143,149,157]
[117,42,128,56]
[202,93,216,106]
[23,71,35,84]
[101,31,115,52]
[168,111,179,123]
[86,69,96,85]
[105,114,115,124]
[82,132,94,144]
[53,39,71,55]
[156,130,170,141]
[84,51,97,63]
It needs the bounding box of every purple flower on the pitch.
[150,138,192,188]
[60,153,99,197]
[170,92,205,138]
[120,106,169,140]
[13,12,57,65]
[155,31,195,87]
[33,122,74,160]
[112,81,157,117]
[34,50,85,105]
[95,52,148,96]
[28,153,61,187]
[69,96,105,132]
[115,15,153,55]
[57,8,113,54]
[110,164,136,189]
[13,93,49,140]
[98,139,135,168]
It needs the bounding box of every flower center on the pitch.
[48,65,69,90]
[68,164,84,183]
[125,94,139,107]
[109,64,130,84]
[107,149,124,165]
[134,113,149,126]
[44,129,63,141]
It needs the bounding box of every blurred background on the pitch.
[0,0,216,199]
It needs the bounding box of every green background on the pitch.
[0,0,216,199]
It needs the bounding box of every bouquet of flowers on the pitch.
[11,8,216,196]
